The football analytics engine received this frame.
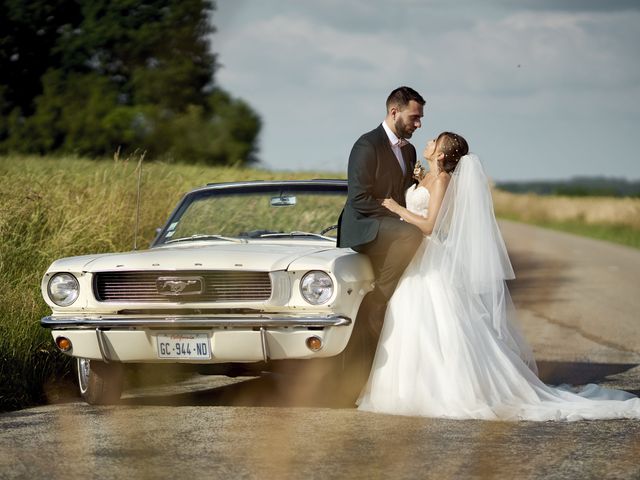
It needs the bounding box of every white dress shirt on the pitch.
[382,120,406,175]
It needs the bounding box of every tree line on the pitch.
[0,0,261,165]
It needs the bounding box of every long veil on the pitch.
[421,154,537,372]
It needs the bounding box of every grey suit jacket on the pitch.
[337,124,416,249]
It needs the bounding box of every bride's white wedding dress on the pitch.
[357,156,640,421]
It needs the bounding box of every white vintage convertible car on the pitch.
[41,180,374,404]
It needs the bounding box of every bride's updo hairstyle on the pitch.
[436,132,469,173]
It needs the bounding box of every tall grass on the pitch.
[0,154,334,411]
[493,189,640,249]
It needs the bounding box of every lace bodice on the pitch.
[405,184,430,218]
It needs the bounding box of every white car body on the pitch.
[40,180,374,403]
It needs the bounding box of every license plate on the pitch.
[156,332,211,359]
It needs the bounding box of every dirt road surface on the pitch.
[1,221,639,479]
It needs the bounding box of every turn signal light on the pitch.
[55,336,72,352]
[306,336,323,352]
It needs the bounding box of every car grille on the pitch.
[94,271,272,302]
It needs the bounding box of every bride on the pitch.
[356,131,640,421]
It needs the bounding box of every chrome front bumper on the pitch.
[41,314,352,329]
[41,314,353,363]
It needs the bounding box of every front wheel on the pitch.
[76,358,124,405]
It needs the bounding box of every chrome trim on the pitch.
[41,314,351,329]
[156,276,205,296]
[95,328,111,363]
[200,179,347,192]
[260,327,270,362]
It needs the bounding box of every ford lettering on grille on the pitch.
[156,276,204,296]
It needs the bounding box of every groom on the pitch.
[338,86,425,339]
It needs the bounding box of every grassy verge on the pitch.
[0,154,335,411]
[497,214,640,250]
[493,189,640,250]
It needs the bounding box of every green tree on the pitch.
[0,0,260,165]
[0,0,79,118]
[144,90,261,165]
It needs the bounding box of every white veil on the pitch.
[421,153,537,372]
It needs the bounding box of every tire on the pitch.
[76,358,124,405]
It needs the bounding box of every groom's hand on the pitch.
[381,198,401,215]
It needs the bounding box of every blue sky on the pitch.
[212,1,640,181]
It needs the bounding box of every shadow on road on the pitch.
[120,372,347,408]
[538,361,639,394]
[507,251,573,308]
[115,361,640,408]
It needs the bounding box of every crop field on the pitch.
[492,189,640,249]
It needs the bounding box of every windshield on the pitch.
[156,186,346,245]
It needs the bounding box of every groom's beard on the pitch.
[394,117,414,139]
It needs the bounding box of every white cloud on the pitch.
[217,14,414,91]
[212,2,640,180]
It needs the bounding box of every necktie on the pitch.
[395,139,407,174]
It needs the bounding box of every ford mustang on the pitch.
[40,180,374,404]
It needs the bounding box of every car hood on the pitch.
[48,242,336,273]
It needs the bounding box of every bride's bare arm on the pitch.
[382,176,450,235]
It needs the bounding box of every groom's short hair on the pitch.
[386,86,426,111]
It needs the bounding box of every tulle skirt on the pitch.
[356,241,640,421]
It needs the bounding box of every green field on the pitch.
[2,155,639,412]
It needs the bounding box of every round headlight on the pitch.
[300,271,334,305]
[48,273,80,307]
